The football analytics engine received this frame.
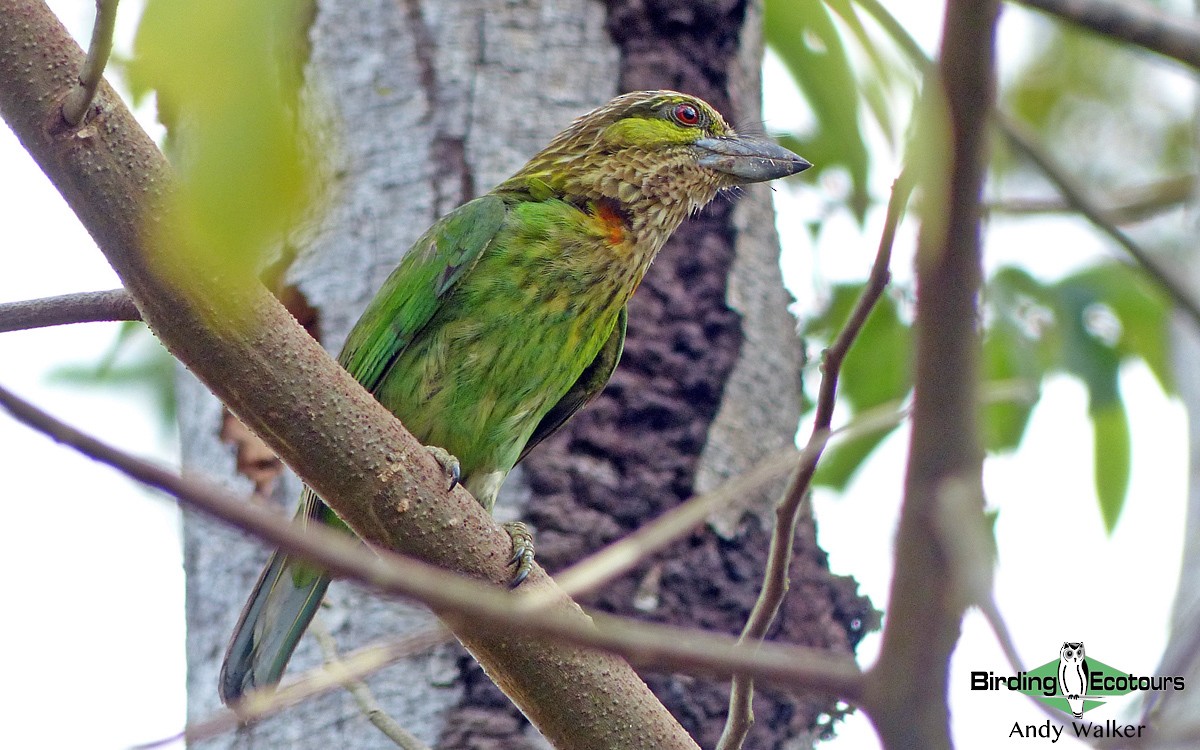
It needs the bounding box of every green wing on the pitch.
[338,194,507,392]
[517,305,626,464]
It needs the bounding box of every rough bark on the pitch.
[474,1,872,748]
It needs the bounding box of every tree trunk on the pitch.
[183,1,868,748]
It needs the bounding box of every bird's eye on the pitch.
[672,103,701,126]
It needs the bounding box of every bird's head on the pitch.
[499,90,810,249]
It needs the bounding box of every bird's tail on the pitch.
[218,549,330,704]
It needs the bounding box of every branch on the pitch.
[0,289,139,332]
[148,380,1036,749]
[0,3,691,747]
[998,115,1200,329]
[136,627,450,748]
[864,1,998,747]
[62,0,119,125]
[1011,0,1200,71]
[716,171,913,750]
[0,378,864,714]
[310,618,431,750]
[986,173,1194,223]
[550,447,798,598]
[856,0,1200,329]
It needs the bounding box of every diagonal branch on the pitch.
[309,618,432,750]
[998,115,1200,329]
[1010,0,1200,71]
[135,627,451,748]
[0,288,139,332]
[550,447,798,598]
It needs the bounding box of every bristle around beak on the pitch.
[694,136,811,184]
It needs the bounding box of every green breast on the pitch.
[370,198,627,500]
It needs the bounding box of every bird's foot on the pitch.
[503,521,536,588]
[424,445,461,491]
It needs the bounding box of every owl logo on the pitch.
[1059,642,1090,718]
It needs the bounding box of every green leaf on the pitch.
[1057,264,1173,393]
[1090,401,1131,533]
[1054,281,1121,408]
[980,266,1059,452]
[981,323,1041,452]
[1000,22,1193,177]
[803,283,912,487]
[803,284,913,412]
[47,324,178,428]
[814,423,899,490]
[765,0,871,219]
[131,0,318,278]
[1004,26,1130,136]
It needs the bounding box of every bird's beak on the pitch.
[694,136,811,183]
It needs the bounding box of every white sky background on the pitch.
[0,2,1191,749]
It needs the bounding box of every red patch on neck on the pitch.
[594,198,629,246]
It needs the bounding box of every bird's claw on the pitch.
[424,445,461,491]
[503,521,535,588]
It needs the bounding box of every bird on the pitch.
[218,89,810,704]
[1059,641,1090,718]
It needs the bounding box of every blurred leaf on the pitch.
[1054,279,1121,408]
[47,324,177,428]
[981,268,1057,451]
[1090,401,1130,533]
[823,0,898,89]
[131,0,318,279]
[765,0,871,219]
[1004,25,1140,139]
[803,284,912,412]
[814,423,899,490]
[981,324,1040,452]
[803,283,911,487]
[1056,263,1173,394]
[824,0,917,149]
[1001,20,1192,179]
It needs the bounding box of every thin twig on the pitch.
[310,618,433,750]
[715,171,914,750]
[999,115,1200,329]
[62,0,120,125]
[0,381,864,701]
[0,289,139,333]
[986,173,1194,223]
[1011,0,1200,72]
[134,627,449,748]
[555,375,1040,600]
[977,596,1107,730]
[550,447,798,599]
[856,0,1200,331]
